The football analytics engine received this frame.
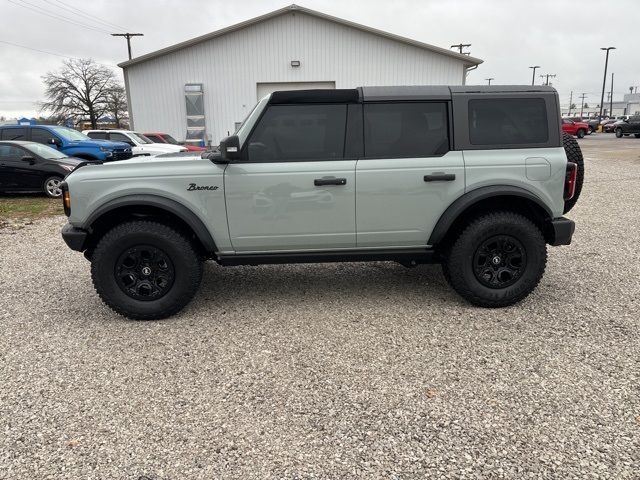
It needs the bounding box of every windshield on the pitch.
[163,134,179,145]
[24,142,68,159]
[49,126,90,142]
[130,132,154,144]
[236,96,269,145]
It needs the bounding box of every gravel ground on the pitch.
[1,135,639,479]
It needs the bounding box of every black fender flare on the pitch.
[428,186,553,245]
[82,194,217,252]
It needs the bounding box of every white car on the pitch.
[83,130,187,157]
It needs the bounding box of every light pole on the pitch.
[529,66,540,86]
[486,78,494,85]
[598,47,615,120]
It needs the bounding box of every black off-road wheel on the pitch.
[562,132,584,213]
[91,221,203,320]
[442,212,547,308]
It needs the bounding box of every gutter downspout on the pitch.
[463,64,478,85]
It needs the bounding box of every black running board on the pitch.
[216,248,437,266]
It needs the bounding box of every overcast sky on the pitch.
[0,0,637,118]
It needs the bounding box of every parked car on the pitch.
[143,132,206,152]
[601,119,619,133]
[61,85,581,320]
[570,117,598,134]
[0,141,88,198]
[0,125,132,162]
[613,116,640,138]
[561,118,589,138]
[83,130,188,156]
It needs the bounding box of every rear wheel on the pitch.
[43,176,63,198]
[562,132,584,213]
[442,212,547,308]
[615,128,623,138]
[576,129,586,139]
[91,221,203,320]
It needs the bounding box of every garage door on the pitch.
[256,81,335,101]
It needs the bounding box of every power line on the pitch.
[7,0,112,34]
[0,39,116,67]
[47,0,131,32]
[112,33,144,60]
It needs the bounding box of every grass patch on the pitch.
[0,195,63,221]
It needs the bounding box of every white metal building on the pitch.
[119,4,483,145]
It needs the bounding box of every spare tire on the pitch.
[563,132,584,213]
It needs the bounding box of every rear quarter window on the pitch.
[469,98,548,145]
[0,128,27,140]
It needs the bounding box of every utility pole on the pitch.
[485,78,494,85]
[539,73,556,86]
[529,66,540,86]
[568,91,573,115]
[111,33,144,60]
[598,47,615,120]
[451,43,471,55]
[579,93,587,117]
[609,73,614,117]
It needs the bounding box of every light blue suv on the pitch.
[0,125,132,161]
[60,86,583,320]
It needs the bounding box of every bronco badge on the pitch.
[187,183,218,191]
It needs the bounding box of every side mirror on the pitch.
[21,155,36,165]
[219,135,240,161]
[48,138,61,147]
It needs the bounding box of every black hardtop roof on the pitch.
[267,85,557,104]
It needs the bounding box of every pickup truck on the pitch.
[0,125,132,161]
[561,118,589,138]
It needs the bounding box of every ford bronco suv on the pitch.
[60,86,583,320]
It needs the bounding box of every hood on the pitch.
[69,139,131,150]
[141,143,187,152]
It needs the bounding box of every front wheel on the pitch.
[442,212,547,308]
[91,221,203,320]
[43,176,63,198]
[576,129,586,139]
[615,128,623,138]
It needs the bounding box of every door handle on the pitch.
[314,177,347,186]
[424,173,456,182]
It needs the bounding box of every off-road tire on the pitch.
[576,129,586,139]
[91,220,203,320]
[442,212,547,308]
[562,132,584,213]
[615,128,623,138]
[43,176,63,198]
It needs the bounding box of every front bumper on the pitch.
[61,223,88,251]
[548,217,575,246]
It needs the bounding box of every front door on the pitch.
[225,103,356,252]
[356,101,465,247]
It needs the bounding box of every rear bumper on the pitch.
[61,223,88,251]
[549,217,575,246]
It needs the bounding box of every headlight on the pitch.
[61,164,75,172]
[99,146,112,153]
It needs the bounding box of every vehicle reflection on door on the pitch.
[252,182,334,218]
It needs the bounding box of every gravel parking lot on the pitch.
[1,134,639,479]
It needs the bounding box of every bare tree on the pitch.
[105,84,128,128]
[40,59,119,129]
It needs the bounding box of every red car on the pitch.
[143,132,206,152]
[561,119,589,138]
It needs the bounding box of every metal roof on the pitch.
[118,4,484,69]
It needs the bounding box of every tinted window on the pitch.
[87,131,107,140]
[31,128,57,145]
[247,104,347,162]
[1,128,27,140]
[469,98,548,145]
[109,132,132,144]
[145,134,161,142]
[364,102,449,158]
[0,144,26,161]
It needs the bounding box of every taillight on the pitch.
[564,162,577,200]
[61,181,71,217]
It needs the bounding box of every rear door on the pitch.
[0,144,38,190]
[224,102,356,252]
[355,101,464,247]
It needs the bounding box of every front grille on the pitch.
[112,149,133,161]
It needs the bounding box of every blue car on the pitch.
[0,125,132,161]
